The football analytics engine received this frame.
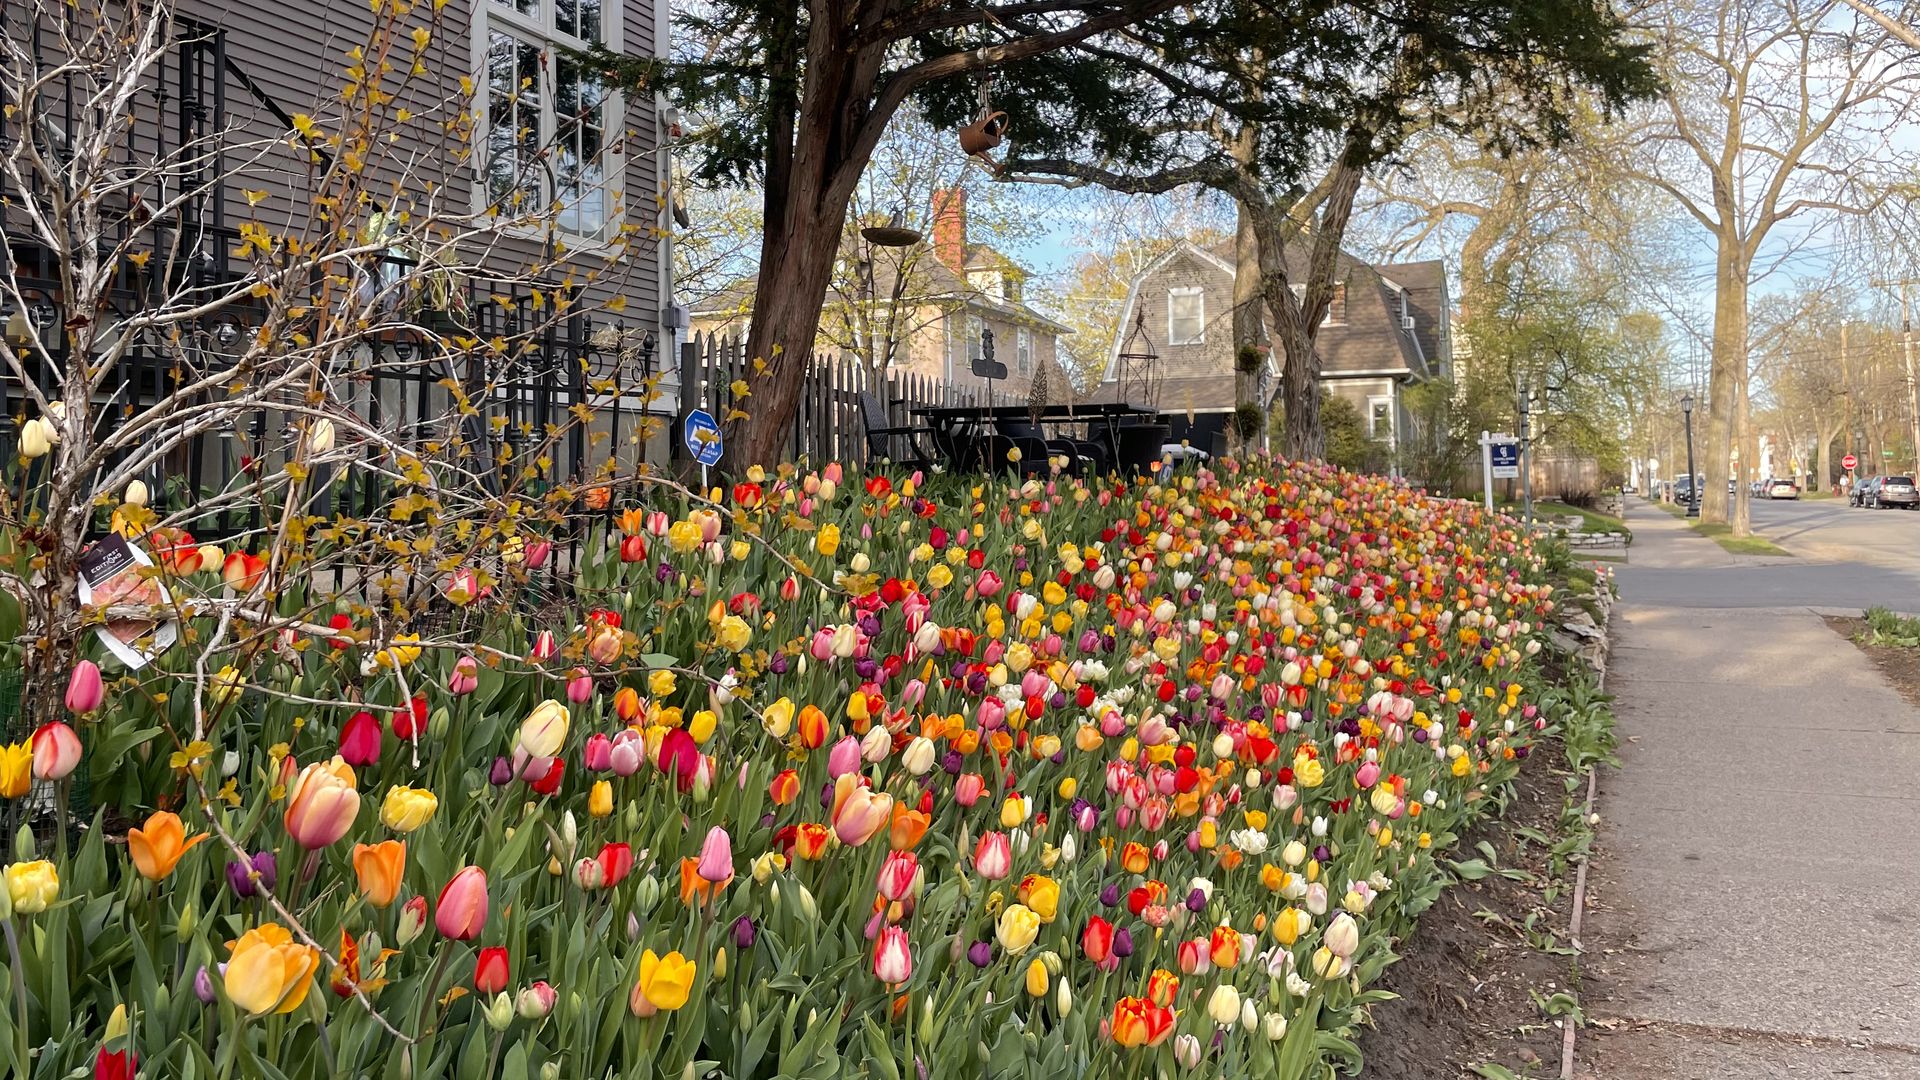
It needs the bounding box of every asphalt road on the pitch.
[1620,495,1920,611]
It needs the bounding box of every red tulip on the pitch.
[619,534,648,563]
[338,711,382,767]
[435,866,488,940]
[393,696,429,740]
[222,551,266,592]
[94,1048,135,1080]
[473,946,510,994]
[596,841,634,887]
[1082,916,1115,964]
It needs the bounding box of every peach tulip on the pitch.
[284,758,360,849]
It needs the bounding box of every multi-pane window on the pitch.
[1368,398,1393,440]
[477,0,621,241]
[1327,283,1347,325]
[1168,287,1204,345]
[1016,328,1032,375]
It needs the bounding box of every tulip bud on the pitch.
[124,479,149,507]
[517,980,557,1020]
[307,418,335,456]
[18,418,52,459]
[484,992,515,1030]
[397,896,428,945]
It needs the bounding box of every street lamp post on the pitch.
[1681,392,1699,518]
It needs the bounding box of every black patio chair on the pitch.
[998,419,1105,476]
[858,391,938,471]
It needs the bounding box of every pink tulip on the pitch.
[830,775,893,847]
[448,655,480,696]
[530,630,557,660]
[436,866,489,940]
[608,730,644,777]
[973,832,1011,880]
[30,721,81,780]
[524,540,552,569]
[583,733,613,772]
[876,850,917,902]
[1355,761,1381,788]
[565,667,594,704]
[976,571,1003,597]
[954,773,986,808]
[696,826,733,884]
[65,661,103,714]
[810,628,836,661]
[872,926,912,984]
[826,736,861,779]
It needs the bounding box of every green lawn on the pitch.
[1691,522,1792,556]
[1650,500,1791,554]
[1497,499,1632,542]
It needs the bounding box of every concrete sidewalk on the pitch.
[1577,504,1920,1077]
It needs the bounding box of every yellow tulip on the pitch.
[4,860,58,913]
[995,903,1040,954]
[588,780,613,818]
[225,923,320,1015]
[0,741,29,798]
[379,785,439,832]
[631,949,697,1014]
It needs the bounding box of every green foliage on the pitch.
[1234,402,1266,439]
[1321,392,1391,474]
[1863,606,1920,648]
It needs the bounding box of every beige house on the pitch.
[692,189,1070,400]
[1096,240,1450,452]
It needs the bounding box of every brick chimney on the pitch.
[932,188,967,269]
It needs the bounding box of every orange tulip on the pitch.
[128,811,208,880]
[887,804,930,851]
[352,840,406,908]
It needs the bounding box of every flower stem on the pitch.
[3,918,28,1073]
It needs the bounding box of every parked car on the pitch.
[1876,475,1918,509]
[1764,478,1800,500]
[1851,476,1877,506]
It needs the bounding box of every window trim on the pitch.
[1016,327,1033,375]
[1367,394,1395,441]
[471,0,627,246]
[1167,286,1205,346]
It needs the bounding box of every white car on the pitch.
[1765,479,1799,500]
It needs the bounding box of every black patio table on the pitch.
[910,401,1162,473]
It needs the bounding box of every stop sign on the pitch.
[1843,453,1858,471]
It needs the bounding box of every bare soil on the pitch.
[1355,740,1586,1078]
[1824,615,1920,709]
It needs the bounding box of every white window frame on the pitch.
[1290,282,1345,326]
[1367,395,1395,441]
[1016,327,1032,375]
[472,0,626,246]
[1167,286,1205,346]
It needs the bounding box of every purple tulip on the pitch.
[489,756,514,786]
[1099,882,1121,907]
[194,966,216,1003]
[733,916,757,949]
[1113,928,1135,958]
[967,941,993,967]
[1185,888,1207,913]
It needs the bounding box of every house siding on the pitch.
[176,0,663,335]
[1107,242,1449,419]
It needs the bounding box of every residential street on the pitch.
[1579,497,1920,1078]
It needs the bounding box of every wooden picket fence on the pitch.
[675,331,1012,469]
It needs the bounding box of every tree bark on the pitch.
[1701,241,1748,528]
[1231,200,1264,455]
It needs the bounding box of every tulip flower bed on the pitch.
[0,456,1559,1079]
